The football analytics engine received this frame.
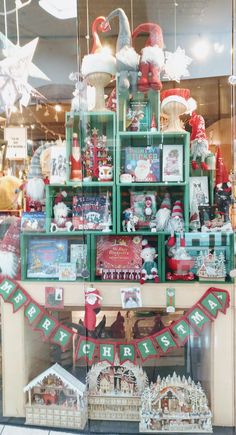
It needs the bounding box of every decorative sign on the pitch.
[4,127,27,159]
[0,276,230,365]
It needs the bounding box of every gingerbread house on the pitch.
[24,363,87,430]
[139,372,212,433]
[87,357,148,421]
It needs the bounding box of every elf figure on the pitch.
[132,22,165,92]
[140,239,159,284]
[83,287,103,334]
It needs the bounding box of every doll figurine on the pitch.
[140,239,159,284]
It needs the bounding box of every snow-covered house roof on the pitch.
[24,363,86,396]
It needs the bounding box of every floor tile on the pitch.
[2,425,49,435]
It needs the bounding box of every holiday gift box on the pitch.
[124,146,161,182]
[27,238,68,279]
[72,193,112,231]
[176,232,234,280]
[21,212,46,233]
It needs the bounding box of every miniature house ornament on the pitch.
[81,16,116,111]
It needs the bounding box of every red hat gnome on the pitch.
[0,216,21,278]
[189,109,211,171]
[167,200,185,233]
[132,22,164,92]
[83,287,103,333]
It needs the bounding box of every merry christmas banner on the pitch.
[0,276,230,364]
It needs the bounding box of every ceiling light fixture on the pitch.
[38,0,77,20]
[55,104,62,112]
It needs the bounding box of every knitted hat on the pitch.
[189,111,208,141]
[171,200,183,219]
[160,193,171,209]
[28,142,54,180]
[106,8,132,52]
[161,88,193,112]
[132,23,164,48]
[215,146,230,187]
[0,217,20,256]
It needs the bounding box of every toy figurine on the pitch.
[70,132,82,181]
[140,239,159,284]
[98,165,113,182]
[122,208,139,232]
[50,191,74,232]
[144,196,154,220]
[83,287,103,334]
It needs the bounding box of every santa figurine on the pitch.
[70,133,82,181]
[189,109,211,171]
[140,239,159,284]
[83,287,103,334]
[132,22,165,92]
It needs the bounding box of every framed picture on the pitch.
[120,287,142,309]
[45,287,64,309]
[126,100,150,132]
[50,146,67,184]
[162,144,183,182]
[189,176,209,207]
[58,262,77,281]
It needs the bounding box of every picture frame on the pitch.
[189,176,209,207]
[162,144,183,182]
[126,100,150,132]
[120,287,142,309]
[45,286,64,309]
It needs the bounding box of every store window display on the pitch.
[0,0,235,434]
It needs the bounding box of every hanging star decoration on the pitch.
[163,46,192,83]
[0,33,50,115]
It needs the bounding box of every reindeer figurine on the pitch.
[189,111,211,171]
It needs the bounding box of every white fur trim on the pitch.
[116,47,139,69]
[81,53,116,77]
[0,251,18,277]
[161,95,188,110]
[26,178,45,201]
[141,46,164,67]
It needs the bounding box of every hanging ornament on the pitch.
[163,46,192,83]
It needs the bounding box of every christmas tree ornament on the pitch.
[140,240,159,284]
[70,133,82,181]
[81,16,116,111]
[132,22,164,92]
[161,88,193,132]
[104,8,139,92]
[83,287,103,333]
[164,46,192,82]
[189,109,211,170]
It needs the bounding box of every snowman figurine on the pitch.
[140,240,159,284]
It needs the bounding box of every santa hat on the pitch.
[189,111,208,141]
[161,88,194,113]
[132,23,164,48]
[160,193,171,209]
[54,190,67,205]
[171,200,183,219]
[84,287,102,305]
[215,146,231,188]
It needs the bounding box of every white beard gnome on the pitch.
[0,217,21,278]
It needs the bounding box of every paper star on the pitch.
[0,37,48,114]
[163,46,192,83]
[0,32,50,81]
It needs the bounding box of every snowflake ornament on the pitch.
[163,46,192,83]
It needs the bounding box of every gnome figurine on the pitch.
[104,8,139,92]
[215,146,232,223]
[140,240,159,284]
[167,200,185,233]
[132,22,165,92]
[150,192,171,231]
[25,142,54,211]
[189,110,211,171]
